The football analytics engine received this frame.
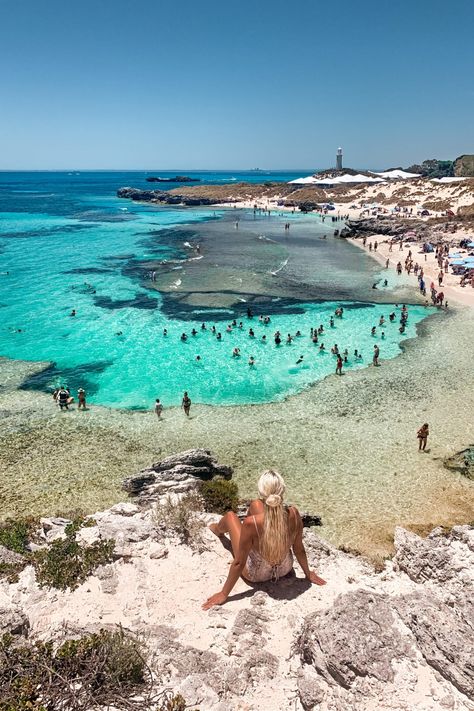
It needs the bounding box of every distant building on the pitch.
[336,147,343,170]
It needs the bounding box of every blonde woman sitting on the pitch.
[203,470,326,610]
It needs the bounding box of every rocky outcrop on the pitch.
[444,446,474,480]
[395,592,474,699]
[392,525,474,587]
[454,155,474,178]
[343,217,430,240]
[297,590,412,689]
[146,175,200,183]
[117,186,215,206]
[295,525,474,710]
[122,448,232,506]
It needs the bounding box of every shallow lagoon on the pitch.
[0,179,427,408]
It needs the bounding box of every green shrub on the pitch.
[33,538,114,592]
[0,518,37,554]
[200,478,239,514]
[0,628,150,710]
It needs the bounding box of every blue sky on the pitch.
[0,0,473,170]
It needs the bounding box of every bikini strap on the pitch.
[252,515,260,541]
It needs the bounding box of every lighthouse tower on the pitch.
[336,147,343,171]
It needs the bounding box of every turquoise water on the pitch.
[0,172,431,408]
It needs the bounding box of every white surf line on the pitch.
[270,258,289,276]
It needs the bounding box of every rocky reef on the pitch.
[146,175,200,183]
[1,450,473,710]
[341,216,432,241]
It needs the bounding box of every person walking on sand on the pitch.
[154,398,163,419]
[182,391,191,417]
[203,470,326,609]
[335,354,343,375]
[417,423,429,451]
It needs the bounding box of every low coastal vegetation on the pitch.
[0,517,114,590]
[0,628,196,711]
[33,519,115,591]
[152,478,240,548]
[153,493,205,547]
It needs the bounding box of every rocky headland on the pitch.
[1,449,473,710]
[117,176,474,221]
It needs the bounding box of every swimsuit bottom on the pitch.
[245,549,294,583]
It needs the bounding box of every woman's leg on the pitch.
[210,511,242,557]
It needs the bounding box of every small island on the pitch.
[145,175,200,183]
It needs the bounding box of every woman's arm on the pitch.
[202,518,254,610]
[291,508,326,586]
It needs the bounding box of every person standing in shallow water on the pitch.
[417,423,429,451]
[182,391,191,417]
[203,470,326,609]
[77,388,87,410]
[373,344,380,366]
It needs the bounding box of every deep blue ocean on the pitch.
[0,171,430,409]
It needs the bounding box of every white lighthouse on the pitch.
[336,147,343,170]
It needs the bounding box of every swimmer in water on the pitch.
[201,322,206,330]
[371,326,376,336]
[248,356,255,366]
[296,355,304,364]
[216,332,222,340]
[287,334,292,343]
[163,328,168,336]
[232,347,240,357]
[70,309,76,317]
[191,328,197,336]
[249,328,255,337]
[319,343,325,351]
[180,333,187,341]
[196,355,201,361]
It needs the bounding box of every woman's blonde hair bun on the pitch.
[258,470,285,505]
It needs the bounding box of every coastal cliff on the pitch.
[1,449,473,711]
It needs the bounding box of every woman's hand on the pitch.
[308,571,327,585]
[202,591,228,610]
